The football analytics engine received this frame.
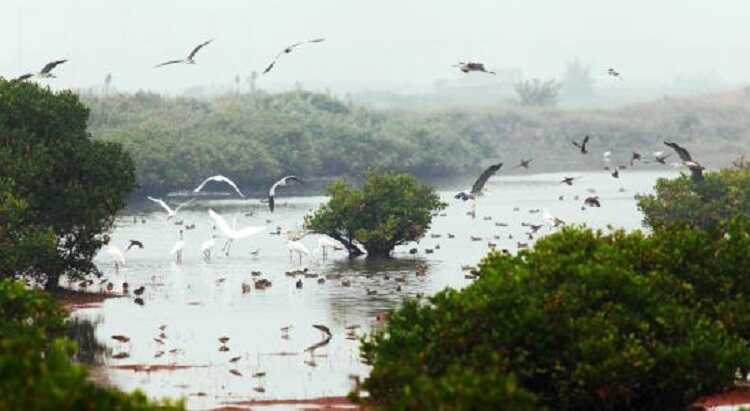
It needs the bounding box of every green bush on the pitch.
[359,225,750,411]
[305,173,445,257]
[0,79,136,289]
[637,159,750,231]
[0,279,184,410]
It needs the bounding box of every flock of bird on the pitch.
[18,34,709,401]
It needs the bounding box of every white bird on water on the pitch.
[208,209,265,256]
[105,245,126,273]
[316,236,341,260]
[193,175,244,197]
[200,234,217,262]
[287,240,310,265]
[268,176,304,212]
[147,197,195,220]
[171,230,186,265]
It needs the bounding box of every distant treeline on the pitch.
[84,89,750,195]
[84,90,500,195]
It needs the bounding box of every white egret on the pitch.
[146,196,194,220]
[105,245,126,273]
[200,235,217,262]
[170,230,186,265]
[287,240,310,265]
[193,175,244,197]
[208,209,265,256]
[268,176,304,212]
[316,236,340,260]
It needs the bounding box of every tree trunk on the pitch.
[44,273,61,292]
[329,233,365,258]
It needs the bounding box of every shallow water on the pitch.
[71,170,676,409]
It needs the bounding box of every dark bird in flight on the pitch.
[15,59,68,81]
[133,286,145,296]
[561,177,577,186]
[584,196,601,207]
[515,159,533,169]
[312,324,332,339]
[453,62,496,75]
[664,141,704,182]
[263,38,325,74]
[611,168,619,178]
[155,39,213,68]
[607,68,622,79]
[126,240,144,251]
[268,175,304,212]
[455,163,503,201]
[630,152,642,166]
[654,152,671,165]
[572,135,590,154]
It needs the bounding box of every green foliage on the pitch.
[360,225,750,411]
[81,90,500,194]
[0,79,136,289]
[514,78,562,106]
[637,159,750,230]
[0,279,184,410]
[305,173,445,257]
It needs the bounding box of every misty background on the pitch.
[3,0,749,106]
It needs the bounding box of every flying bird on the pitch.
[208,209,265,256]
[664,141,704,182]
[193,175,244,197]
[453,62,496,75]
[15,59,68,81]
[263,38,325,74]
[584,196,601,207]
[454,163,503,201]
[155,39,213,68]
[313,324,332,339]
[268,176,304,212]
[572,135,590,154]
[607,68,622,79]
[126,240,144,251]
[146,197,194,220]
[561,177,577,186]
[653,151,671,165]
[514,159,533,169]
[630,152,642,166]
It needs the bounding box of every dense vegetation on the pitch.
[0,78,136,290]
[637,159,750,230]
[305,173,445,257]
[84,90,500,194]
[82,88,750,196]
[359,222,750,410]
[0,279,184,410]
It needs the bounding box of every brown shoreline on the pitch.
[52,288,122,312]
[217,396,361,410]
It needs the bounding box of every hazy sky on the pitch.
[2,0,748,94]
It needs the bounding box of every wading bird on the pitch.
[263,38,325,74]
[146,197,194,220]
[208,209,265,256]
[193,175,244,197]
[572,135,590,154]
[268,175,304,212]
[630,152,642,166]
[453,62,495,75]
[155,39,213,68]
[15,59,68,81]
[316,236,340,260]
[200,234,217,262]
[170,230,185,264]
[287,240,310,265]
[455,163,503,201]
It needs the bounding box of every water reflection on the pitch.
[68,316,109,365]
[70,170,675,409]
